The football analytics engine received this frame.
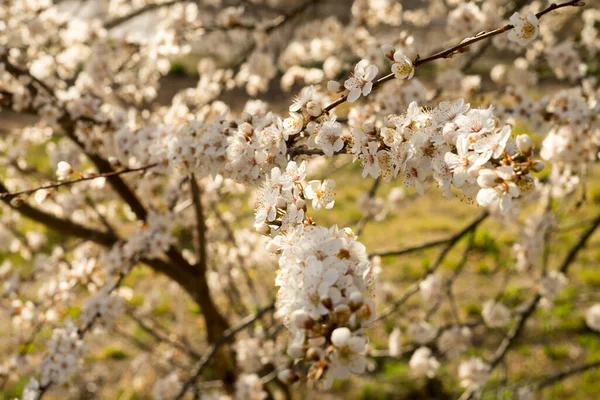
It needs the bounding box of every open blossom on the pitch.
[508,11,539,46]
[391,50,414,80]
[445,136,480,187]
[585,304,600,332]
[283,112,304,136]
[314,114,344,156]
[438,326,471,359]
[476,166,520,214]
[482,300,511,328]
[459,358,490,388]
[304,179,336,210]
[326,327,368,385]
[409,347,440,378]
[344,59,378,102]
[56,161,73,180]
[473,125,511,164]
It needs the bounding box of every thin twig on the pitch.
[174,302,276,399]
[0,164,157,201]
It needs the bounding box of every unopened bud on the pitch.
[277,369,298,384]
[291,309,312,329]
[255,222,271,235]
[348,292,364,311]
[306,101,322,117]
[531,160,545,173]
[320,295,333,310]
[287,343,305,359]
[333,304,351,323]
[276,196,287,208]
[265,239,280,254]
[516,134,533,154]
[381,44,395,60]
[306,347,321,361]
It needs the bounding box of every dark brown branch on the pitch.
[190,174,208,273]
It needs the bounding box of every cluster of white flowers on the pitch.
[267,224,374,388]
[409,347,440,378]
[350,99,542,213]
[37,319,84,386]
[79,285,125,328]
[458,357,490,389]
[254,161,334,234]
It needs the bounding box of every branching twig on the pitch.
[174,302,276,399]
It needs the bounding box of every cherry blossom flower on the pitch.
[314,114,344,156]
[476,166,520,214]
[445,136,480,187]
[409,347,440,378]
[473,126,511,164]
[459,357,490,388]
[56,161,73,180]
[344,59,379,102]
[304,179,336,210]
[325,327,368,386]
[508,12,539,46]
[391,50,414,80]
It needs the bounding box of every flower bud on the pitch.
[291,309,311,329]
[295,198,307,210]
[348,292,364,311]
[477,169,498,188]
[320,295,333,310]
[306,347,321,361]
[306,101,322,117]
[265,239,280,254]
[276,196,287,208]
[381,44,395,60]
[333,304,351,323]
[287,343,305,358]
[516,134,533,154]
[255,222,271,235]
[531,160,545,173]
[277,369,298,384]
[331,327,352,348]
